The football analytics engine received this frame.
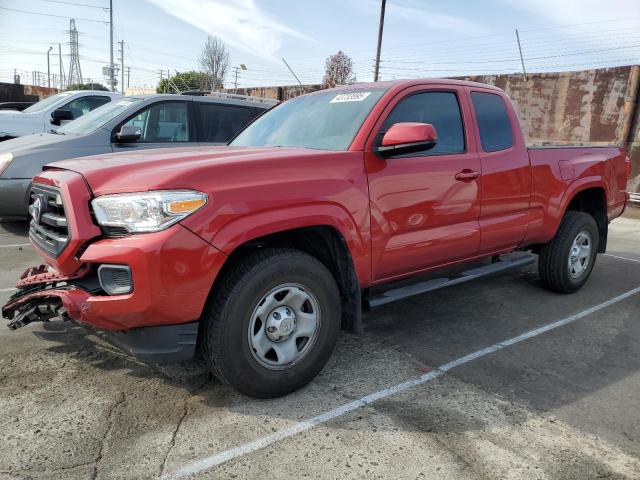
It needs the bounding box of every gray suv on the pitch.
[0,93,277,218]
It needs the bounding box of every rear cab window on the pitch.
[470,92,514,152]
[196,102,261,142]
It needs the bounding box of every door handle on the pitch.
[455,170,480,181]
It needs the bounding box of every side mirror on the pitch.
[377,122,437,157]
[115,125,142,143]
[50,108,74,126]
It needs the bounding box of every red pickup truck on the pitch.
[2,79,631,397]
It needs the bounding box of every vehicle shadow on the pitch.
[33,321,213,388]
[0,220,29,238]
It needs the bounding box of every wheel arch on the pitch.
[208,224,364,333]
[560,181,608,253]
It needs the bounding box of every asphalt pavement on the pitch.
[0,215,639,480]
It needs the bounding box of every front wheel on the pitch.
[201,248,341,398]
[538,211,599,293]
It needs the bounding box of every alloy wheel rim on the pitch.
[568,230,592,278]
[248,283,321,370]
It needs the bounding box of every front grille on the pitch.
[29,184,70,257]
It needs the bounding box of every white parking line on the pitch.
[604,253,640,264]
[0,287,16,293]
[162,286,640,480]
[0,243,30,248]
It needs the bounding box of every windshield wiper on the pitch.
[49,129,65,135]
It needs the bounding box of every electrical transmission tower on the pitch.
[67,19,83,86]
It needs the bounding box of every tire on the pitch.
[201,248,341,398]
[538,211,599,293]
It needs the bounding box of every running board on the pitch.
[365,255,536,309]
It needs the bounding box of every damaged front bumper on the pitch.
[2,265,92,330]
[2,265,199,362]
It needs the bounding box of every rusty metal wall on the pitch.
[0,83,59,102]
[228,84,323,101]
[460,66,638,146]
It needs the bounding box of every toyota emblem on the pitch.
[29,195,43,223]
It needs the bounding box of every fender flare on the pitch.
[210,202,370,285]
[547,176,608,241]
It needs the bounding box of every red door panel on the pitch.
[364,85,482,283]
[468,89,532,254]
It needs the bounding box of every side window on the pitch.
[470,92,513,152]
[381,91,465,155]
[62,96,111,119]
[122,102,190,142]
[197,103,259,142]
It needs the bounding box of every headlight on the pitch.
[91,190,207,233]
[0,152,13,176]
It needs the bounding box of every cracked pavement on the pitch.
[1,216,640,479]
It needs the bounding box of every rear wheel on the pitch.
[201,248,341,398]
[538,211,599,293]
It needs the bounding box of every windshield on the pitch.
[231,88,387,151]
[58,98,140,135]
[22,92,75,113]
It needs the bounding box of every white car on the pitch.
[0,90,122,141]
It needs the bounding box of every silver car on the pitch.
[0,93,277,218]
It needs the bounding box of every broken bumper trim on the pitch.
[2,287,91,330]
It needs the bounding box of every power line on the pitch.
[0,6,108,24]
[380,32,640,64]
[377,42,640,67]
[39,0,108,10]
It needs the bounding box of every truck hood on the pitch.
[0,110,28,120]
[0,133,89,179]
[45,145,343,195]
[0,111,42,136]
[0,132,72,154]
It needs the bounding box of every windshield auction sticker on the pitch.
[330,92,372,103]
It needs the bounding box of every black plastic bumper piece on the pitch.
[101,321,199,363]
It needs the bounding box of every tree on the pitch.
[66,82,108,91]
[323,51,356,87]
[199,36,230,90]
[156,71,210,94]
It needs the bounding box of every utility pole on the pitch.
[159,69,164,93]
[515,28,527,81]
[126,66,130,88]
[233,66,239,93]
[47,46,53,88]
[232,64,247,93]
[109,0,115,91]
[373,0,386,82]
[58,43,64,90]
[118,40,124,94]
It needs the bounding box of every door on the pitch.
[468,90,531,253]
[112,100,193,151]
[195,102,262,145]
[365,87,482,282]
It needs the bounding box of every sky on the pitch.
[0,0,639,91]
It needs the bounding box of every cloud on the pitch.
[496,0,639,27]
[385,1,489,35]
[146,0,315,60]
